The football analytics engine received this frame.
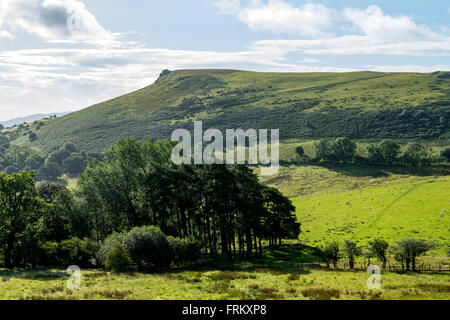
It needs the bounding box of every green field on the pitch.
[0,268,448,300]
[293,178,450,254]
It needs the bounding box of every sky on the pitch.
[0,0,449,121]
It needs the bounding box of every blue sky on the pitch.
[0,0,449,121]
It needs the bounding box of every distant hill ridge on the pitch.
[1,112,71,128]
[13,69,450,152]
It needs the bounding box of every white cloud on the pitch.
[0,46,357,121]
[0,0,120,46]
[344,5,438,41]
[253,36,450,56]
[214,0,241,14]
[238,1,332,37]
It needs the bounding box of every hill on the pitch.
[0,112,70,128]
[10,69,450,152]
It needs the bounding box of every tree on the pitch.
[332,137,357,164]
[319,241,340,269]
[314,139,334,162]
[37,182,81,241]
[295,146,304,156]
[379,140,400,165]
[105,242,133,273]
[262,187,300,248]
[63,154,86,175]
[0,124,4,130]
[367,144,384,164]
[28,132,37,142]
[39,161,62,181]
[63,142,78,153]
[343,240,361,269]
[368,238,389,269]
[403,143,428,166]
[0,172,42,268]
[393,239,435,271]
[440,147,450,162]
[47,149,71,165]
[25,153,45,171]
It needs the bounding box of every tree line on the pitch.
[0,138,300,269]
[319,238,435,272]
[293,138,450,166]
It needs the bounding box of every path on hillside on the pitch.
[352,181,427,239]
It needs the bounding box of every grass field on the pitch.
[0,267,448,300]
[292,178,450,257]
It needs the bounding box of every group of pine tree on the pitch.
[0,138,300,270]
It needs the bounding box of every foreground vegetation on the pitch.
[0,266,448,300]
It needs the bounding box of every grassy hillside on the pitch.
[12,69,450,152]
[293,178,450,254]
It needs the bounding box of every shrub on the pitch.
[38,238,99,267]
[168,236,201,268]
[105,243,134,273]
[57,238,99,267]
[123,226,171,271]
[96,232,127,266]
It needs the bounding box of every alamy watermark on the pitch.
[367,265,381,290]
[171,121,279,176]
[66,265,82,291]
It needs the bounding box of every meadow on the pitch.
[0,267,448,300]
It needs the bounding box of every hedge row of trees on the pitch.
[0,138,300,269]
[296,138,450,166]
[319,238,435,272]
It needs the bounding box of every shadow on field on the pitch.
[0,268,66,281]
[315,163,450,178]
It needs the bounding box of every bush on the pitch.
[105,243,134,273]
[38,238,99,267]
[38,161,62,181]
[96,232,127,266]
[123,226,171,271]
[168,237,201,268]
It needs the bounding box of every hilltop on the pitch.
[6,69,450,152]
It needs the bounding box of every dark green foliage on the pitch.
[440,147,450,162]
[295,146,304,156]
[402,143,429,166]
[25,153,45,171]
[0,171,42,268]
[332,138,357,164]
[38,161,62,181]
[368,239,389,269]
[105,242,133,273]
[319,241,340,269]
[367,140,401,165]
[47,149,71,165]
[343,240,362,269]
[123,226,171,271]
[28,132,37,142]
[62,153,86,175]
[63,142,78,153]
[315,138,356,163]
[262,187,300,247]
[168,237,201,268]
[392,239,435,271]
[39,238,99,267]
[79,138,300,261]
